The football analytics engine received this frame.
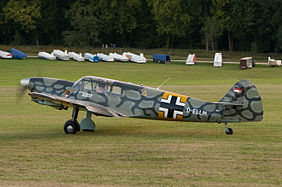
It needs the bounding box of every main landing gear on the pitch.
[64,106,95,134]
[224,122,233,135]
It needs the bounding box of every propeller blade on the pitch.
[17,86,27,99]
[17,78,31,101]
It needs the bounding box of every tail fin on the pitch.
[219,80,263,123]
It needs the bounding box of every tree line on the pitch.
[0,0,282,52]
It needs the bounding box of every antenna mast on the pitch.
[157,78,170,89]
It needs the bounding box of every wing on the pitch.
[29,92,121,118]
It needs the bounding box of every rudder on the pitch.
[219,80,263,123]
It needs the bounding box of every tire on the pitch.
[225,128,233,135]
[64,120,78,134]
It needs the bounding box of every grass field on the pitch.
[0,58,281,186]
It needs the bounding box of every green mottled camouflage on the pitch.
[26,77,263,124]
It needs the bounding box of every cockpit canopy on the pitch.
[73,76,142,95]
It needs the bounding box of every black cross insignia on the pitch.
[159,95,185,119]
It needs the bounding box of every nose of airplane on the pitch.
[20,78,31,88]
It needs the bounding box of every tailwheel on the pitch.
[225,128,233,135]
[224,122,233,135]
[64,120,78,134]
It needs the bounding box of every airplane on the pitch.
[84,53,99,63]
[68,52,85,62]
[19,76,263,135]
[122,52,146,63]
[52,50,70,61]
[38,52,56,61]
[97,53,114,62]
[0,50,13,59]
[109,52,129,62]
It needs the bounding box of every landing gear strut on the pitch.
[225,122,233,135]
[64,106,80,134]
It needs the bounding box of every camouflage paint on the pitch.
[25,76,263,124]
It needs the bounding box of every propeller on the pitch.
[17,60,42,101]
[17,78,31,101]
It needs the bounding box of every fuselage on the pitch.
[22,76,263,124]
[71,76,224,122]
[22,76,224,123]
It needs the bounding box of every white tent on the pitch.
[213,53,223,67]
[186,54,196,65]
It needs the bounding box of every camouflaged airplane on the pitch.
[20,76,263,135]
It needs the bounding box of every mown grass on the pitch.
[0,58,281,186]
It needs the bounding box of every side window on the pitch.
[94,81,109,94]
[107,86,111,93]
[111,86,123,96]
[76,82,84,90]
[83,80,92,90]
[92,82,98,91]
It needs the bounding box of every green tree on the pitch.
[63,0,100,46]
[148,0,191,48]
[131,0,159,48]
[201,16,223,50]
[35,0,71,45]
[63,0,142,47]
[211,0,255,51]
[95,0,142,47]
[0,0,9,44]
[277,26,282,52]
[3,0,41,44]
[254,0,282,52]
